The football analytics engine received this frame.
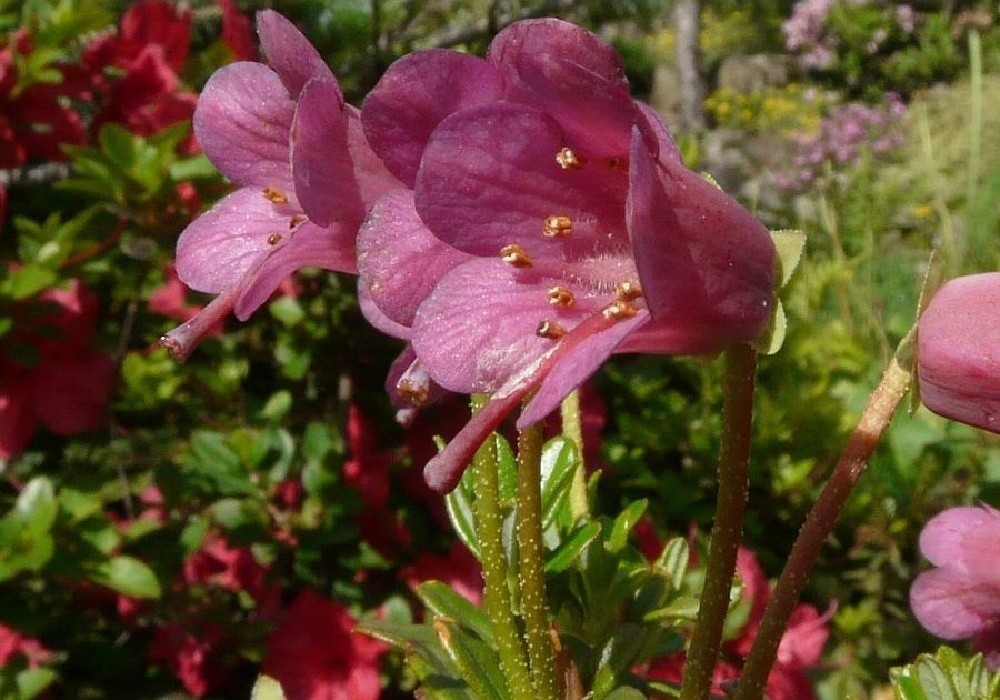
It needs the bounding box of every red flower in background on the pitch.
[0,280,114,460]
[150,621,230,698]
[261,589,386,700]
[0,623,52,670]
[401,542,483,605]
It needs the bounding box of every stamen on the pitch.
[262,186,288,204]
[556,147,583,169]
[267,232,283,245]
[543,215,572,238]
[616,281,643,301]
[602,300,639,321]
[536,320,566,339]
[397,379,429,407]
[547,286,575,308]
[288,214,307,229]
[500,243,533,268]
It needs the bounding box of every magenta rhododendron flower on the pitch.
[162,11,399,358]
[401,542,484,605]
[261,589,386,700]
[358,19,776,492]
[910,505,1000,670]
[918,273,1000,433]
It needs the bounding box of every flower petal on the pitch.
[414,103,627,259]
[626,128,775,351]
[358,190,472,328]
[919,505,1000,572]
[488,19,635,160]
[193,62,294,189]
[410,258,600,394]
[362,49,504,187]
[292,77,360,226]
[256,10,334,97]
[910,567,1000,640]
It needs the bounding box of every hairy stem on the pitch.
[734,359,911,700]
[517,420,560,699]
[681,343,758,700]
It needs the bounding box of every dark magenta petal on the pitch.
[345,108,403,209]
[627,128,775,351]
[193,62,294,189]
[292,77,360,227]
[362,49,504,187]
[635,100,682,164]
[918,273,1000,433]
[256,10,334,98]
[176,187,294,294]
[234,219,356,319]
[410,258,600,394]
[518,312,649,427]
[415,103,627,259]
[357,190,473,328]
[488,19,636,160]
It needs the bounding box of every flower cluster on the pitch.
[775,93,906,193]
[171,12,778,493]
[910,505,1000,671]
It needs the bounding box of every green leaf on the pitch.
[417,581,493,644]
[494,435,517,508]
[890,646,1000,700]
[170,154,217,181]
[539,437,578,529]
[607,500,648,554]
[769,229,807,288]
[89,556,162,599]
[16,477,57,536]
[654,537,689,591]
[210,498,270,534]
[445,460,480,560]
[546,521,601,573]
[1,265,58,299]
[432,618,511,700]
[251,675,287,700]
[16,667,57,699]
[756,299,788,356]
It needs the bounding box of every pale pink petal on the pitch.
[192,62,294,189]
[918,273,1000,434]
[359,286,410,340]
[256,10,334,97]
[410,258,600,394]
[291,77,360,226]
[362,49,504,186]
[910,567,1000,639]
[414,103,627,259]
[345,108,403,209]
[357,190,472,327]
[175,187,294,294]
[777,603,833,669]
[626,128,775,351]
[488,18,636,160]
[919,506,1000,570]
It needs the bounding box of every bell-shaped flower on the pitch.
[918,272,1000,433]
[163,11,399,359]
[357,19,776,492]
[910,505,1000,670]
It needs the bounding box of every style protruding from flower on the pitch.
[356,18,777,492]
[910,505,1000,671]
[917,272,1000,434]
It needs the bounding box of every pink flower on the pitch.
[918,273,1000,433]
[401,542,484,605]
[0,623,52,669]
[910,505,1000,670]
[0,280,114,459]
[182,534,279,614]
[162,11,399,359]
[150,621,230,697]
[261,589,386,700]
[359,19,776,492]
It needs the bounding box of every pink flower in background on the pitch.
[162,11,400,359]
[0,623,52,670]
[0,280,114,459]
[261,589,386,700]
[401,542,484,605]
[150,621,230,698]
[918,273,1000,434]
[910,505,1000,670]
[358,19,776,492]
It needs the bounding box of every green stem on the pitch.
[734,359,911,700]
[560,390,590,522]
[680,344,758,700]
[517,420,560,700]
[470,396,533,699]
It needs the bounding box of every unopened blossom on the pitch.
[358,19,777,492]
[162,11,399,359]
[918,273,1000,433]
[910,505,1000,670]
